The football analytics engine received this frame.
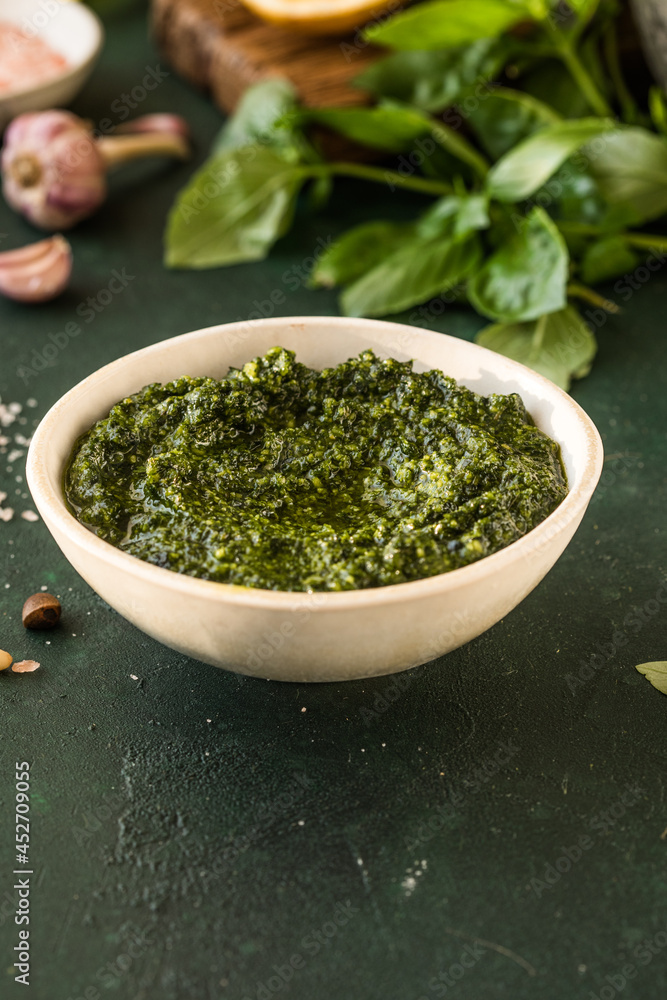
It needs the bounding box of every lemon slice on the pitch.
[241,0,399,36]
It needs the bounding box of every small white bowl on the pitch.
[0,0,103,128]
[27,317,603,683]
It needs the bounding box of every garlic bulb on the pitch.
[1,110,190,231]
[2,111,107,230]
[0,235,72,303]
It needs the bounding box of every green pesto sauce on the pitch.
[65,347,567,592]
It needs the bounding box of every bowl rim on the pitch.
[0,0,104,104]
[27,316,604,611]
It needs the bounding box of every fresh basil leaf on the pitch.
[165,146,312,268]
[588,127,667,225]
[310,221,414,288]
[635,661,667,695]
[487,118,616,202]
[580,236,639,285]
[363,0,542,53]
[303,103,430,153]
[305,102,488,173]
[468,207,568,321]
[453,193,490,235]
[417,194,490,238]
[540,161,607,227]
[213,79,300,155]
[341,232,482,317]
[467,88,561,161]
[416,197,461,237]
[475,305,597,390]
[354,39,508,113]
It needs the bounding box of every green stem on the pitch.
[558,221,667,253]
[325,162,452,197]
[569,0,601,44]
[623,232,667,252]
[557,220,603,238]
[603,21,637,123]
[568,281,619,313]
[544,20,613,117]
[531,314,548,354]
[431,123,489,179]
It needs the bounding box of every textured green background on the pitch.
[1,6,667,1000]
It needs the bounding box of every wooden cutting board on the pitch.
[151,0,381,112]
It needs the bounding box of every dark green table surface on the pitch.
[2,7,667,1000]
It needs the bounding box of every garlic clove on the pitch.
[0,235,72,303]
[0,238,59,266]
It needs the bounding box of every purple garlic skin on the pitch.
[2,111,107,230]
[0,235,72,303]
[115,114,191,140]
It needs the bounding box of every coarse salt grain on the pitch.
[0,508,14,522]
[20,510,39,522]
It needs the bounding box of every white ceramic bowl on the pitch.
[27,317,603,683]
[0,0,103,128]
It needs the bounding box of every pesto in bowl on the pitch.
[64,347,567,592]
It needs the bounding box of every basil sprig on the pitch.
[166,0,667,390]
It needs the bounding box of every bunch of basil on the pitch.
[165,0,667,389]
